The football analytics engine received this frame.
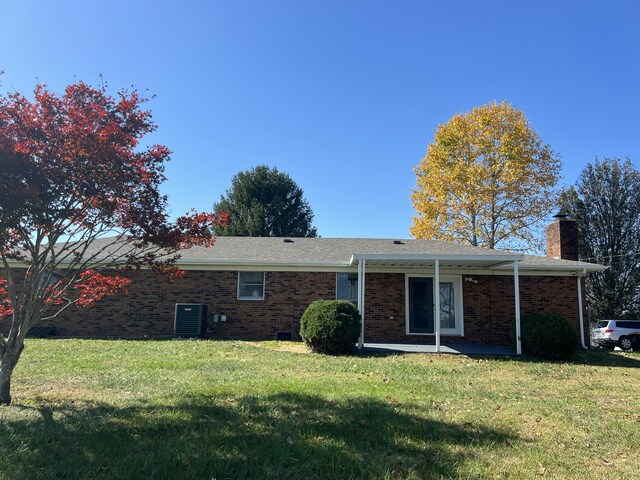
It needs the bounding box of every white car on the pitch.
[592,320,640,351]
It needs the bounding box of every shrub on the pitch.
[519,312,576,359]
[299,300,361,354]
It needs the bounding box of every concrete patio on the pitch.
[363,342,517,356]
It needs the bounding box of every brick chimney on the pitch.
[545,213,578,261]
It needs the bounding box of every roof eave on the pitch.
[176,259,351,268]
[495,263,609,273]
[349,252,525,266]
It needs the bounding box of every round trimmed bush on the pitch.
[520,312,576,359]
[299,300,361,354]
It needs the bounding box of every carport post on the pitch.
[357,259,366,349]
[514,261,522,355]
[434,258,441,353]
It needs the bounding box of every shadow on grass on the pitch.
[464,348,640,368]
[1,392,517,480]
[354,346,640,368]
[354,345,640,370]
[569,348,640,367]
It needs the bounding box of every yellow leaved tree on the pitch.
[411,101,561,250]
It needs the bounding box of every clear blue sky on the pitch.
[2,1,639,239]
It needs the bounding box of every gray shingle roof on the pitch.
[175,237,605,272]
[31,236,604,272]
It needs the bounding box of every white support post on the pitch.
[577,269,587,349]
[434,258,441,353]
[357,259,366,349]
[514,261,522,355]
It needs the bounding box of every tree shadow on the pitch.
[569,348,640,367]
[1,392,517,479]
[352,343,640,368]
[467,348,640,368]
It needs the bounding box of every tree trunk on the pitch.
[0,358,15,405]
[0,344,24,405]
[0,366,13,405]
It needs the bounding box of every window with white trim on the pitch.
[237,272,265,300]
[336,273,358,302]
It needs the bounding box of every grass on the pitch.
[1,340,639,479]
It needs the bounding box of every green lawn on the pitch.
[1,340,639,479]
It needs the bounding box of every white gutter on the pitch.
[578,268,588,349]
[350,253,524,265]
[176,259,351,268]
[492,263,608,273]
[6,258,354,270]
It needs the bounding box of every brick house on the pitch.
[36,216,605,353]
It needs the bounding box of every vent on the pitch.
[393,240,404,245]
[174,303,208,337]
[276,332,292,341]
[283,238,294,243]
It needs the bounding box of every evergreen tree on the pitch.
[213,165,318,237]
[560,158,640,319]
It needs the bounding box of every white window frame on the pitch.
[237,271,265,300]
[336,272,358,302]
[405,274,464,336]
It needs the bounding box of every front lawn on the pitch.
[1,340,639,479]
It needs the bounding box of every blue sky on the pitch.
[1,1,639,239]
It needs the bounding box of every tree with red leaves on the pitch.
[0,82,226,404]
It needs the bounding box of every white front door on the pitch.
[406,275,464,336]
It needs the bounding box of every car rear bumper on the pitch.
[592,338,616,347]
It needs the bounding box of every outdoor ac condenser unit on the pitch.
[174,303,208,337]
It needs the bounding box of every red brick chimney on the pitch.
[545,213,579,261]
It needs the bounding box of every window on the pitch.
[406,275,463,335]
[37,270,63,299]
[616,321,640,329]
[336,273,358,302]
[237,272,265,300]
[439,282,456,329]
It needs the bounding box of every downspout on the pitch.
[434,259,441,353]
[577,268,588,349]
[514,261,522,355]
[357,259,366,349]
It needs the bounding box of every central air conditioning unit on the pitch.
[174,303,208,337]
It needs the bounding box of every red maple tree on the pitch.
[0,82,226,404]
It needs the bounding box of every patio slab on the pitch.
[363,342,517,356]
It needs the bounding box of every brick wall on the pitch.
[42,270,335,339]
[460,275,587,346]
[363,274,586,347]
[35,269,588,348]
[546,219,579,261]
[362,273,406,342]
